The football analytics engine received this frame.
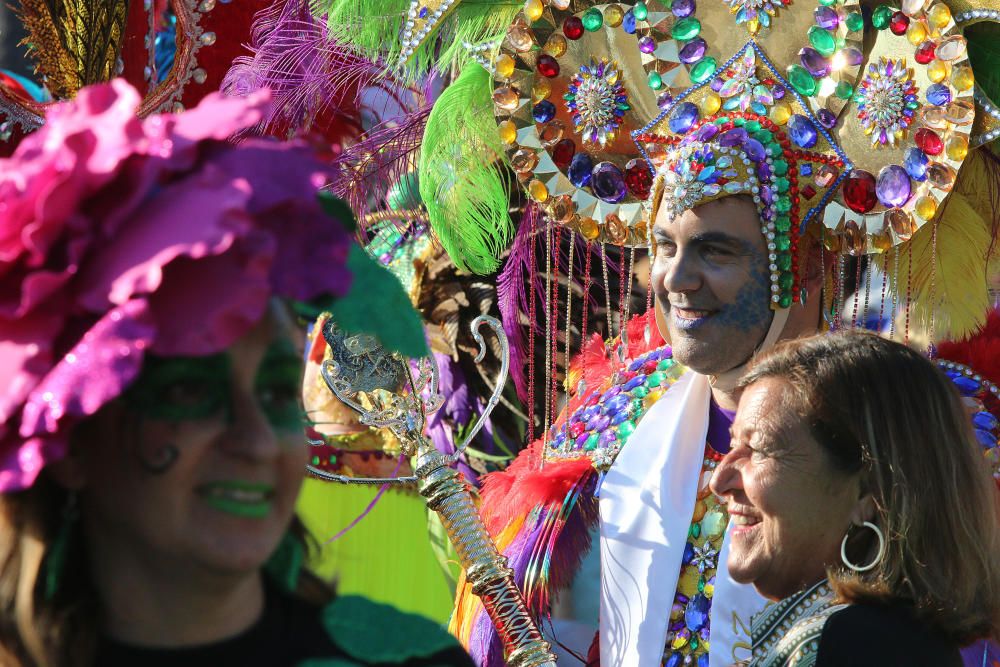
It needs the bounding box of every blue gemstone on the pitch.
[684,594,711,632]
[623,9,637,33]
[600,385,622,402]
[682,542,695,564]
[788,114,818,148]
[575,433,590,449]
[669,102,700,134]
[603,393,630,415]
[623,374,647,391]
[975,428,996,448]
[628,358,645,372]
[532,100,556,123]
[582,404,601,421]
[610,410,631,425]
[589,415,611,432]
[926,83,952,106]
[695,123,719,142]
[666,653,683,667]
[800,164,813,176]
[418,6,428,17]
[953,376,980,396]
[569,153,594,187]
[698,654,710,667]
[904,147,928,181]
[974,411,999,431]
[598,430,617,447]
[814,5,839,28]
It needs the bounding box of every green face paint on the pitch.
[125,354,231,422]
[255,338,306,432]
[125,338,304,431]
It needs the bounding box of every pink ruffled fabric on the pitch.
[0,80,352,492]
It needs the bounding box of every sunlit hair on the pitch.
[740,330,1000,645]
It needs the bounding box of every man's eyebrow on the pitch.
[689,232,755,252]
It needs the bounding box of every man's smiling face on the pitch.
[651,195,774,376]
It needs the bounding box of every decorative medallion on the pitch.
[724,0,792,35]
[856,57,919,147]
[566,58,630,147]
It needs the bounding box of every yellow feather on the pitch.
[878,148,1000,341]
[17,0,128,100]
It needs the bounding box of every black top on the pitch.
[816,603,962,667]
[94,583,474,667]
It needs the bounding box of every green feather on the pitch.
[418,63,513,274]
[311,0,519,83]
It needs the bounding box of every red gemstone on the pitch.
[801,184,817,199]
[552,138,576,169]
[889,11,909,35]
[537,54,560,78]
[915,41,937,64]
[624,158,653,199]
[915,128,943,155]
[568,422,585,438]
[563,16,584,39]
[842,170,877,214]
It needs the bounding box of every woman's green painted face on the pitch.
[75,306,311,574]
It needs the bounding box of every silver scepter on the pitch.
[313,315,556,667]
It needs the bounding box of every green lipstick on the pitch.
[199,481,274,519]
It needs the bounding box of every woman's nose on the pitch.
[709,452,742,501]
[218,389,280,462]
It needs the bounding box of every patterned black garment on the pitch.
[751,580,961,667]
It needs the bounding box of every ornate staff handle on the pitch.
[415,445,557,667]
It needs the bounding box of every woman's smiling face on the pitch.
[710,377,864,600]
[72,305,309,575]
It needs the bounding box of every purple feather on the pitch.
[326,104,432,235]
[221,0,380,141]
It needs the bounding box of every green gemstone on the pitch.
[772,159,789,176]
[690,637,700,650]
[697,577,706,593]
[329,455,338,463]
[808,25,837,57]
[775,196,791,213]
[582,7,604,31]
[632,399,643,414]
[872,4,894,29]
[775,215,791,232]
[311,455,320,465]
[778,270,794,288]
[632,386,649,398]
[690,523,701,538]
[845,12,864,31]
[648,71,663,90]
[754,129,773,143]
[690,57,717,84]
[774,177,790,193]
[905,99,920,110]
[647,371,666,386]
[835,35,846,49]
[834,80,854,99]
[787,64,818,96]
[777,254,792,270]
[745,120,762,132]
[734,117,746,126]
[818,0,836,5]
[672,16,701,40]
[775,235,791,251]
[766,143,783,158]
[634,1,649,20]
[779,293,793,308]
[585,433,600,450]
[618,420,636,437]
[657,359,673,370]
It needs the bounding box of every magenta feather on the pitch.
[221,0,379,140]
[325,104,432,234]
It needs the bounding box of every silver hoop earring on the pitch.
[840,521,886,573]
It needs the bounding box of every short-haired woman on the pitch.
[711,331,1000,666]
